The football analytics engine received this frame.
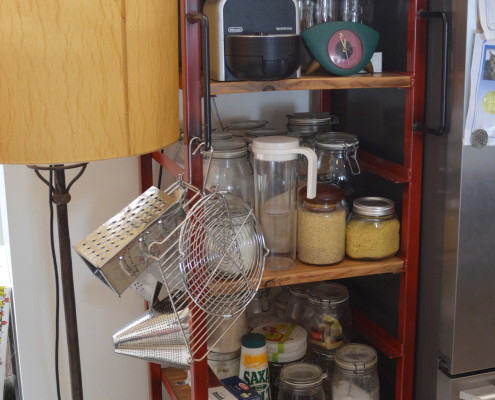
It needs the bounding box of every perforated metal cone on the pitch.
[113,293,189,349]
[114,345,191,369]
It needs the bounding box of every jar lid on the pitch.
[207,349,241,361]
[227,120,268,131]
[307,282,349,306]
[287,112,337,125]
[205,139,247,159]
[299,183,344,208]
[244,128,285,138]
[241,333,266,349]
[211,131,233,140]
[252,136,300,151]
[279,362,325,386]
[253,322,307,357]
[315,132,359,150]
[352,197,395,217]
[334,343,378,371]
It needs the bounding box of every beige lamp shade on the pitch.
[0,0,180,164]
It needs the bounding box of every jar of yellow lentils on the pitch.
[345,197,400,260]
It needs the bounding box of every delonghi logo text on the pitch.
[276,27,293,31]
[228,27,243,33]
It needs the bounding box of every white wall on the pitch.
[1,90,311,400]
[2,159,150,400]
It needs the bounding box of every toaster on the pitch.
[204,0,300,81]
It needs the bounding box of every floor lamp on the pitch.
[0,2,180,399]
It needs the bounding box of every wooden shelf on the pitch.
[162,368,190,400]
[261,256,404,288]
[208,72,412,95]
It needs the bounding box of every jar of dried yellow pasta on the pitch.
[346,197,400,260]
[297,183,346,265]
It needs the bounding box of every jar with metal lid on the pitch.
[226,120,268,137]
[331,343,379,400]
[285,284,311,326]
[306,282,351,353]
[203,138,254,206]
[278,362,327,400]
[346,197,400,260]
[314,132,361,205]
[297,183,346,265]
[287,112,339,140]
[211,131,234,141]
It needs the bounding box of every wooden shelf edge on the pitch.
[162,367,190,400]
[261,256,404,288]
[208,72,412,95]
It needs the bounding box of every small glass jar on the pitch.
[332,343,379,400]
[203,138,254,206]
[346,197,400,260]
[310,349,335,398]
[285,284,311,326]
[278,362,327,400]
[274,289,290,319]
[297,183,346,265]
[208,350,241,380]
[314,132,361,206]
[306,282,351,353]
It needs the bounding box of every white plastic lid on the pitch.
[252,136,300,152]
[252,322,307,358]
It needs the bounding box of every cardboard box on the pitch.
[220,376,261,400]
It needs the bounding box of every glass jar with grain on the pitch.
[346,197,400,260]
[297,183,346,265]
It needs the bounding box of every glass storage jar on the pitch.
[287,112,339,142]
[331,343,379,400]
[345,197,400,260]
[297,183,346,265]
[208,350,241,380]
[310,348,335,398]
[203,138,254,206]
[278,362,326,400]
[314,132,361,206]
[285,284,311,326]
[306,282,351,353]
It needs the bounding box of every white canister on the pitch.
[239,333,271,400]
[208,311,249,353]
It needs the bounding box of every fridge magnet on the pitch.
[479,0,495,40]
[464,34,495,146]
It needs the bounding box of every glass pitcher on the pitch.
[252,136,317,271]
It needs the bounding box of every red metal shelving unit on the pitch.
[139,0,428,398]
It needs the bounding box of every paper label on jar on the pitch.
[309,314,344,350]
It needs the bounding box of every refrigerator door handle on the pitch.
[459,385,495,400]
[414,10,450,136]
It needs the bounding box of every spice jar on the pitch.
[306,282,351,353]
[297,183,346,265]
[346,197,400,260]
[332,343,379,400]
[278,362,327,400]
[203,138,254,206]
[253,322,307,399]
[314,132,361,206]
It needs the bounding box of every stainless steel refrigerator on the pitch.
[415,0,495,398]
